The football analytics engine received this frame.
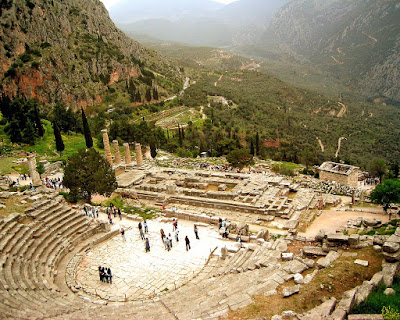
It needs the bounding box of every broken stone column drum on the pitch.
[123,143,132,164]
[101,129,113,165]
[135,143,143,165]
[27,153,42,186]
[112,140,121,164]
[145,145,151,159]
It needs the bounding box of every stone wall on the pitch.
[320,170,358,187]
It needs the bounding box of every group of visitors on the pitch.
[44,177,63,190]
[107,203,122,224]
[159,219,194,251]
[138,220,150,252]
[98,266,113,283]
[83,205,99,219]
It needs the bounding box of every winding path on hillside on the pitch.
[214,74,223,87]
[316,137,325,152]
[337,102,347,118]
[335,136,347,158]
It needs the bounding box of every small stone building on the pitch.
[318,161,359,187]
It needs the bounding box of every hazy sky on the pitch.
[100,0,238,10]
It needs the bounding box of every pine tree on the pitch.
[178,124,183,146]
[150,142,157,159]
[53,121,65,156]
[81,108,93,148]
[145,88,152,102]
[255,132,260,156]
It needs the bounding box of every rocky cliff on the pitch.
[0,0,182,109]
[266,0,400,102]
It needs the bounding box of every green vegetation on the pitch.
[371,180,400,215]
[63,149,117,202]
[359,220,400,236]
[351,277,400,316]
[104,195,157,220]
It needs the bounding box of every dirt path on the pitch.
[331,56,343,65]
[300,206,389,238]
[200,105,207,120]
[362,31,378,45]
[335,136,347,158]
[337,102,347,118]
[316,137,325,152]
[214,74,223,87]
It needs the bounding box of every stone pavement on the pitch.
[75,218,226,301]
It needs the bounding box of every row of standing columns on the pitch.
[101,129,148,166]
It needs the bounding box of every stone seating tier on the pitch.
[0,190,101,319]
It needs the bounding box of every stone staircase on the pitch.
[0,189,104,319]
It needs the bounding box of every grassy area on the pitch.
[0,157,21,175]
[351,277,400,316]
[0,196,31,218]
[102,195,157,220]
[359,220,400,236]
[228,247,382,319]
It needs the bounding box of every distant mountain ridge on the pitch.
[264,0,400,102]
[0,0,182,109]
[115,0,289,47]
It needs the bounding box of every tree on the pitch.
[250,139,255,156]
[255,132,260,156]
[370,179,400,218]
[145,88,152,102]
[370,159,387,183]
[152,86,159,100]
[53,121,65,156]
[81,108,93,148]
[226,149,254,169]
[150,142,157,159]
[34,104,44,137]
[63,148,117,202]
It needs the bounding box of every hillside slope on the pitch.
[264,0,400,102]
[0,0,182,109]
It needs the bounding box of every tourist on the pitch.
[175,228,179,242]
[108,268,113,284]
[100,266,106,282]
[172,219,178,231]
[223,227,229,239]
[160,228,166,242]
[121,228,126,241]
[138,222,145,240]
[145,237,150,252]
[194,224,199,239]
[168,233,173,248]
[185,236,191,251]
[144,220,148,233]
[98,266,103,282]
[218,218,222,229]
[118,208,122,220]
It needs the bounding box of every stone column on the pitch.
[101,129,113,165]
[123,143,131,164]
[112,140,121,165]
[135,143,143,165]
[27,153,42,186]
[145,145,151,159]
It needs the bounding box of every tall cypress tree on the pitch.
[250,139,255,156]
[152,86,159,100]
[255,132,260,156]
[53,121,65,156]
[81,108,93,148]
[145,88,152,102]
[34,104,45,137]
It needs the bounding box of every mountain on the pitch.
[116,0,288,47]
[0,0,182,109]
[263,0,400,102]
[109,0,224,24]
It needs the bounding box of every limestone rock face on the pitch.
[0,0,181,109]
